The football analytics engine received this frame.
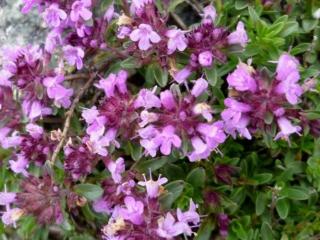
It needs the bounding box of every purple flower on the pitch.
[275,54,302,104]
[95,71,128,98]
[157,213,191,238]
[191,78,208,97]
[0,192,16,206]
[227,21,248,47]
[201,5,217,23]
[86,116,107,140]
[107,158,125,184]
[43,4,67,28]
[134,89,161,109]
[138,173,168,198]
[119,196,144,225]
[276,53,300,82]
[177,200,200,225]
[82,106,100,124]
[9,154,29,176]
[193,103,213,122]
[157,126,182,155]
[22,100,52,120]
[117,26,132,39]
[21,0,40,14]
[227,63,257,92]
[130,24,161,50]
[93,198,112,214]
[45,29,62,53]
[139,110,159,127]
[104,4,115,23]
[160,90,176,110]
[174,66,192,84]
[198,51,213,67]
[222,98,252,139]
[89,128,118,156]
[63,45,85,70]
[2,208,24,226]
[26,123,43,139]
[166,29,188,54]
[43,75,73,108]
[274,117,301,141]
[70,0,93,22]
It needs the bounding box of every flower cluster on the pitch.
[95,158,200,239]
[222,53,303,141]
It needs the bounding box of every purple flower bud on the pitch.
[117,26,132,39]
[174,66,192,84]
[214,164,235,184]
[198,51,213,67]
[21,0,40,14]
[227,21,248,47]
[191,78,208,97]
[177,200,200,225]
[104,4,115,23]
[0,192,16,206]
[160,90,176,110]
[130,24,161,50]
[201,5,217,24]
[218,213,230,237]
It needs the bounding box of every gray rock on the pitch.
[0,0,46,48]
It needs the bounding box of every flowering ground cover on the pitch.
[0,0,320,239]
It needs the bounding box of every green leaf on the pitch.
[159,180,185,209]
[168,0,184,12]
[235,0,248,10]
[74,184,103,201]
[276,198,290,219]
[186,167,206,188]
[146,64,168,88]
[280,21,299,37]
[291,43,311,55]
[195,218,215,240]
[252,173,273,185]
[248,6,260,24]
[120,57,140,69]
[261,222,273,240]
[205,66,218,87]
[302,19,318,32]
[266,21,285,37]
[136,157,169,172]
[280,187,310,200]
[256,193,267,216]
[128,142,143,161]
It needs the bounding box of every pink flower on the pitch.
[166,29,188,54]
[276,53,300,82]
[174,66,192,84]
[107,158,125,184]
[22,100,52,120]
[191,78,208,97]
[43,4,67,28]
[21,0,40,14]
[45,29,62,53]
[70,0,92,22]
[43,75,73,108]
[198,51,213,67]
[9,154,29,176]
[119,196,144,225]
[93,198,112,214]
[222,98,252,139]
[130,24,161,50]
[274,117,301,141]
[177,200,200,225]
[0,192,16,206]
[63,45,85,70]
[82,106,100,124]
[138,173,168,198]
[275,54,302,104]
[227,21,248,47]
[156,126,182,155]
[95,71,128,98]
[227,63,257,92]
[134,89,161,109]
[117,26,132,39]
[26,123,43,139]
[160,90,176,110]
[157,213,191,238]
[201,5,217,23]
